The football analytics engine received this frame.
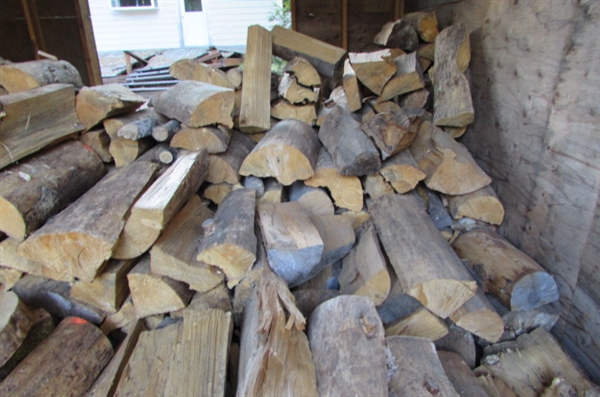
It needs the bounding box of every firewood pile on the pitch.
[1,12,599,397]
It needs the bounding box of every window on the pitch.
[110,0,156,9]
[184,0,202,12]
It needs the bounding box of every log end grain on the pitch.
[0,199,25,241]
[511,271,559,311]
[196,244,256,288]
[410,279,477,319]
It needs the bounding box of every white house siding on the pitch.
[89,0,182,51]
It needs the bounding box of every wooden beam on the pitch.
[19,0,45,59]
[394,0,404,19]
[73,0,102,86]
[341,0,348,50]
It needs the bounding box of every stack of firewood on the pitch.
[1,13,599,397]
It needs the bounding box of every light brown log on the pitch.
[0,317,113,397]
[127,255,193,318]
[342,59,362,112]
[202,182,242,205]
[0,60,83,93]
[399,87,430,109]
[288,181,335,216]
[308,295,388,397]
[103,108,156,138]
[109,136,155,168]
[150,195,224,293]
[0,291,32,367]
[0,266,21,291]
[304,147,363,211]
[386,336,459,397]
[293,289,340,319]
[115,108,167,141]
[76,84,145,130]
[207,131,255,184]
[379,51,426,101]
[80,129,113,162]
[447,185,505,225]
[363,174,394,200]
[433,24,473,127]
[170,124,230,153]
[339,221,390,305]
[153,80,234,128]
[164,309,232,397]
[348,49,398,95]
[385,307,449,340]
[278,73,319,104]
[239,25,272,133]
[270,99,317,125]
[374,19,419,52]
[434,322,478,369]
[0,237,65,281]
[283,56,321,87]
[240,119,320,185]
[113,150,208,259]
[171,282,232,316]
[370,193,477,318]
[438,350,491,397]
[380,149,426,194]
[410,121,492,195]
[449,287,504,343]
[100,297,136,334]
[403,12,440,43]
[473,366,518,397]
[169,59,234,89]
[196,188,257,288]
[362,108,423,160]
[151,119,181,142]
[271,25,346,82]
[257,178,284,204]
[0,84,84,169]
[319,105,381,176]
[452,228,559,311]
[418,43,436,62]
[18,161,158,282]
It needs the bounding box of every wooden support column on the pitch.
[341,0,348,50]
[73,0,102,86]
[19,0,45,59]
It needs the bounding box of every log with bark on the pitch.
[270,99,318,125]
[0,291,33,367]
[448,287,504,343]
[361,107,423,160]
[169,59,235,89]
[348,49,399,95]
[0,59,83,93]
[379,51,426,101]
[170,124,231,153]
[80,129,113,163]
[108,136,155,168]
[202,182,242,205]
[76,84,145,130]
[438,350,491,397]
[288,182,335,216]
[374,19,419,52]
[342,59,362,112]
[379,149,426,194]
[206,131,255,184]
[151,119,181,142]
[385,307,449,340]
[283,56,321,87]
[115,108,167,141]
[403,11,439,43]
[435,322,478,369]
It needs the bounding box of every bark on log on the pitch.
[342,59,362,112]
[278,73,319,104]
[283,56,321,87]
[170,124,231,153]
[116,108,167,141]
[76,84,145,130]
[362,108,423,160]
[202,182,242,205]
[288,181,335,216]
[80,129,113,163]
[0,59,83,93]
[151,119,181,142]
[0,291,32,367]
[374,19,419,51]
[206,131,255,184]
[434,322,478,369]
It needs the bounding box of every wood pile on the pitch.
[0,16,598,397]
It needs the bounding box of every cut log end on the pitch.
[196,244,256,288]
[511,271,559,311]
[0,199,25,241]
[240,146,315,186]
[410,279,477,318]
[452,308,505,343]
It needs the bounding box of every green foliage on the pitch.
[268,0,291,29]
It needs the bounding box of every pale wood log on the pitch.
[386,336,459,397]
[362,108,423,159]
[410,121,492,195]
[202,182,243,205]
[444,125,468,138]
[207,131,255,184]
[449,287,504,343]
[348,49,398,95]
[0,291,32,367]
[379,51,426,101]
[100,297,136,334]
[171,282,232,316]
[284,56,321,87]
[374,19,419,51]
[0,84,84,169]
[385,307,449,340]
[339,221,390,305]
[338,208,371,232]
[363,174,395,200]
[295,260,342,291]
[0,317,113,397]
[473,366,518,397]
[76,84,144,130]
[319,105,381,176]
[164,309,232,397]
[377,282,423,325]
[270,99,317,125]
[434,322,478,369]
[418,43,436,62]
[0,237,71,282]
[70,258,138,314]
[127,256,193,318]
[399,87,430,109]
[80,129,113,163]
[256,178,284,204]
[452,228,559,311]
[289,181,335,216]
[113,150,208,259]
[271,25,346,82]
[170,124,230,153]
[113,322,182,397]
[308,295,388,397]
[370,193,477,318]
[0,141,105,241]
[293,288,340,319]
[169,59,234,89]
[380,149,426,194]
[227,67,243,89]
[103,109,157,138]
[18,161,158,282]
[316,85,356,126]
[447,185,505,225]
[240,119,320,185]
[305,147,363,211]
[151,119,181,142]
[0,266,21,291]
[153,80,234,128]
[239,25,272,133]
[278,73,319,104]
[499,308,559,343]
[433,24,473,127]
[0,60,83,93]
[156,145,178,164]
[150,195,224,293]
[342,59,362,112]
[196,188,256,288]
[438,350,490,397]
[109,136,155,168]
[403,12,440,43]
[116,109,167,141]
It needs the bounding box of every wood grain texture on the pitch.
[278,73,319,104]
[283,56,321,87]
[169,59,234,89]
[0,291,32,367]
[361,108,423,160]
[288,182,335,216]
[384,308,449,341]
[0,59,83,93]
[380,149,426,194]
[170,124,231,154]
[80,129,113,163]
[76,84,145,130]
[348,49,398,95]
[374,19,419,52]
[379,52,426,102]
[206,131,255,184]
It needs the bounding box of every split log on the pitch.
[386,336,458,396]
[0,237,66,286]
[362,108,423,160]
[164,309,233,397]
[169,59,234,89]
[226,67,243,89]
[380,149,426,194]
[293,289,340,319]
[403,12,439,43]
[18,161,158,282]
[196,188,257,288]
[0,59,82,93]
[155,145,178,164]
[80,129,113,162]
[438,350,491,397]
[319,105,381,176]
[109,136,155,168]
[113,150,208,259]
[499,308,559,342]
[70,258,139,314]
[399,87,430,109]
[103,108,156,138]
[153,80,234,128]
[418,42,436,62]
[423,187,454,230]
[434,322,478,369]
[239,119,320,185]
[379,51,426,101]
[374,19,419,52]
[278,74,319,104]
[0,317,113,397]
[447,185,505,225]
[449,287,504,343]
[0,291,33,367]
[473,366,518,397]
[377,285,423,326]
[206,131,255,184]
[116,108,167,140]
[258,201,324,286]
[342,59,362,112]
[127,256,193,318]
[385,307,449,340]
[270,99,317,125]
[150,195,224,293]
[100,297,136,334]
[243,175,265,196]
[202,182,242,205]
[170,124,231,153]
[0,267,21,291]
[283,56,321,87]
[370,193,477,318]
[76,84,145,130]
[151,119,181,142]
[433,24,473,127]
[339,221,390,305]
[348,49,398,95]
[0,141,105,241]
[410,121,492,195]
[258,178,285,204]
[0,84,84,169]
[289,182,335,216]
[271,25,346,82]
[170,282,232,315]
[305,147,363,211]
[308,295,388,397]
[452,228,559,311]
